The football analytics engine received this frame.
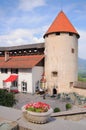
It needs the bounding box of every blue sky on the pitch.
[0,0,86,59]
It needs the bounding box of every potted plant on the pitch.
[66,103,72,110]
[22,102,53,124]
[54,107,61,113]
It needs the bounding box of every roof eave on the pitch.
[43,31,80,39]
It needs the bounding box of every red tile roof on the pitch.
[0,55,44,68]
[44,11,80,38]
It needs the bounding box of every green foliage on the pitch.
[78,73,86,82]
[0,89,17,107]
[27,107,47,113]
[54,107,61,113]
[78,77,86,82]
[35,108,43,113]
[66,103,72,110]
[27,107,35,112]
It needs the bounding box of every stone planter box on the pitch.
[22,106,53,124]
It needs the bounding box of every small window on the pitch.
[52,71,58,77]
[56,32,60,35]
[34,49,37,52]
[1,68,8,73]
[29,50,31,52]
[71,48,74,53]
[12,81,18,87]
[11,69,18,74]
[46,34,48,37]
[70,82,73,88]
[69,33,73,36]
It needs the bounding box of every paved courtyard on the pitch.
[13,93,67,111]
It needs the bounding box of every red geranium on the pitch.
[24,102,50,113]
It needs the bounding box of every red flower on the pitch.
[25,102,50,112]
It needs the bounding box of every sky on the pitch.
[0,0,86,59]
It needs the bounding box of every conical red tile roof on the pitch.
[44,11,80,38]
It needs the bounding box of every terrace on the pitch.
[1,92,86,130]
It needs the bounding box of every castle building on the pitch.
[0,11,80,94]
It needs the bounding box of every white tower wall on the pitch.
[45,33,78,94]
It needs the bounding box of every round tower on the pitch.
[44,11,80,94]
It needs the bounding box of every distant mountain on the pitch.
[78,58,86,73]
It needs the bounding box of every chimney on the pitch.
[5,51,9,61]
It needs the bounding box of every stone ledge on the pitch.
[51,107,86,117]
[0,120,18,130]
[0,119,31,130]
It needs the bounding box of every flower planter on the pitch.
[22,106,53,124]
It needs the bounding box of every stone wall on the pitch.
[45,33,78,94]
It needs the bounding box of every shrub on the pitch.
[66,103,72,110]
[54,107,61,113]
[0,89,17,107]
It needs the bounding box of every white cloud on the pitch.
[19,0,46,11]
[78,30,86,59]
[0,28,45,46]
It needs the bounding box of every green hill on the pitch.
[78,58,86,73]
[78,58,86,80]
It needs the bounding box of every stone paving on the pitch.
[13,93,67,111]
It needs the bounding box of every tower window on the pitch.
[56,32,60,35]
[70,82,73,88]
[52,71,58,77]
[69,33,73,36]
[71,48,74,53]
[45,34,48,37]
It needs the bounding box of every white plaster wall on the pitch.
[0,69,11,89]
[32,66,44,93]
[45,33,78,94]
[18,68,33,93]
[0,67,43,94]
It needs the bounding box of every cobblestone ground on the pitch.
[13,93,67,111]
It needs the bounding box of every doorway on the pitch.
[53,88,57,95]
